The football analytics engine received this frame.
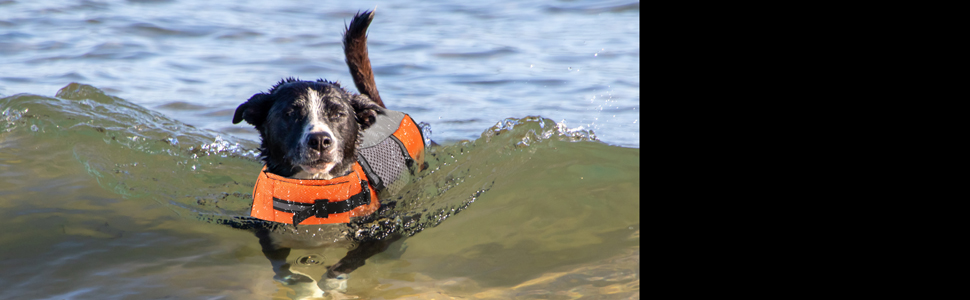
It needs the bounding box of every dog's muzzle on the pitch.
[306,132,333,153]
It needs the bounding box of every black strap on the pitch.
[271,180,371,225]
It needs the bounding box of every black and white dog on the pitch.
[231,10,424,292]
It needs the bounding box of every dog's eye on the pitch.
[330,112,346,119]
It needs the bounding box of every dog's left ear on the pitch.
[350,94,382,130]
[233,93,275,127]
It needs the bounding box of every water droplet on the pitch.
[30,124,38,132]
[297,254,325,265]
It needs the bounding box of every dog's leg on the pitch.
[343,10,385,108]
[327,233,404,277]
[255,228,313,285]
[318,233,405,291]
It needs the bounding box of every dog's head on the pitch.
[233,78,381,179]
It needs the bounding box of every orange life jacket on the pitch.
[249,113,424,225]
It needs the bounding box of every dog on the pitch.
[230,10,425,292]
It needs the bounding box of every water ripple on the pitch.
[434,46,518,58]
[121,22,219,37]
[544,0,640,14]
[0,0,639,147]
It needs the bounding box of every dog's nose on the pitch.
[307,132,333,151]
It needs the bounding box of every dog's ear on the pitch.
[233,93,274,127]
[350,94,382,130]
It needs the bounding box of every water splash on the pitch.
[188,135,260,159]
[484,116,597,147]
[418,121,433,147]
[0,107,27,132]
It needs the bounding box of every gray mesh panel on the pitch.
[358,137,408,193]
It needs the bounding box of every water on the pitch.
[0,0,639,147]
[1,1,638,299]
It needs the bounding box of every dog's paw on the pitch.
[325,291,359,299]
[319,274,349,292]
[275,270,328,299]
[274,272,315,285]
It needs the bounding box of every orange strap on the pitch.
[250,163,379,225]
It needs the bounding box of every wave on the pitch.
[1,83,603,239]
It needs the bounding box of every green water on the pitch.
[0,84,639,299]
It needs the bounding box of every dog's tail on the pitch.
[344,10,385,108]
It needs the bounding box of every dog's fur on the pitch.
[231,10,408,290]
[233,79,380,180]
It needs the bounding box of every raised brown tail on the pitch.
[343,10,385,108]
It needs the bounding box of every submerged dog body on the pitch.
[229,10,423,290]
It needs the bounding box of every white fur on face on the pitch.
[303,88,333,137]
[303,163,336,179]
[298,88,339,178]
